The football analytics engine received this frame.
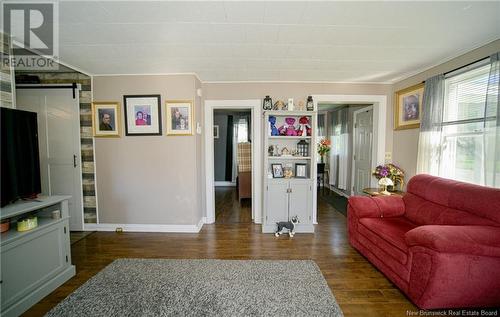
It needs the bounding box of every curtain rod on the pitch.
[422,56,490,83]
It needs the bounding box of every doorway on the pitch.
[213,109,252,224]
[204,99,262,224]
[15,85,84,231]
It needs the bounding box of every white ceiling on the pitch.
[56,1,500,82]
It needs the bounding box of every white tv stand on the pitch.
[0,196,75,317]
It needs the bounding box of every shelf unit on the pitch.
[0,196,75,317]
[263,110,316,234]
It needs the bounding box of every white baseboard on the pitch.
[84,219,205,233]
[214,181,236,187]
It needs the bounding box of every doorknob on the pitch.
[73,155,78,167]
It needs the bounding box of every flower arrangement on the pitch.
[373,163,405,190]
[317,139,331,163]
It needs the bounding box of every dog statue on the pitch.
[275,216,299,237]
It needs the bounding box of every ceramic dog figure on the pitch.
[275,216,299,237]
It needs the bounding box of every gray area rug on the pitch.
[46,259,343,317]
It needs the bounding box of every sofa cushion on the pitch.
[358,217,417,264]
[405,225,500,256]
[407,174,500,225]
[403,193,500,227]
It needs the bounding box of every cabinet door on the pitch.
[289,180,312,224]
[266,182,289,224]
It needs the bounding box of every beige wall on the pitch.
[392,39,500,183]
[93,75,202,225]
[203,82,394,154]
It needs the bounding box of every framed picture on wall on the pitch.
[271,163,284,178]
[165,100,194,136]
[92,102,121,137]
[123,94,162,136]
[394,83,424,130]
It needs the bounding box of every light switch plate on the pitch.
[385,152,392,161]
[196,122,202,134]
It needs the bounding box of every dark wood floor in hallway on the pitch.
[24,194,416,317]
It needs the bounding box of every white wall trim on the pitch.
[214,181,236,187]
[312,94,387,191]
[84,218,205,233]
[204,99,262,224]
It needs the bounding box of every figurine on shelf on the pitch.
[273,100,286,111]
[283,166,293,178]
[268,116,279,136]
[296,100,306,111]
[296,116,311,136]
[281,147,291,156]
[278,117,297,136]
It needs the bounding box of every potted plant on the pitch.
[372,163,405,191]
[317,139,331,163]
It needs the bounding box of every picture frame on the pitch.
[271,163,284,178]
[214,125,219,139]
[166,100,194,136]
[394,83,424,130]
[295,163,307,178]
[123,94,162,136]
[92,102,121,137]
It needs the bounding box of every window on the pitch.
[236,117,249,143]
[439,64,496,185]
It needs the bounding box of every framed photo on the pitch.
[214,125,219,139]
[92,102,121,137]
[166,100,194,136]
[123,95,162,136]
[271,163,284,178]
[295,163,307,178]
[394,83,424,130]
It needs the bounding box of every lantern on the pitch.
[263,95,273,111]
[297,140,309,157]
[306,96,314,111]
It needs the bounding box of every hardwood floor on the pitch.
[215,186,252,224]
[24,196,417,317]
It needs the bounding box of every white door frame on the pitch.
[204,99,262,224]
[352,106,374,196]
[312,94,386,207]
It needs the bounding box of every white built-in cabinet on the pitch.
[263,111,316,233]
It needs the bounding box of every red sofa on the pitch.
[348,174,500,309]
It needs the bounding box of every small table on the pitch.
[363,188,405,197]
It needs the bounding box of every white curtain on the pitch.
[329,108,349,190]
[416,74,445,175]
[484,52,500,187]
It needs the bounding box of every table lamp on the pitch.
[378,177,394,195]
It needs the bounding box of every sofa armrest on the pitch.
[348,195,405,218]
[405,225,500,257]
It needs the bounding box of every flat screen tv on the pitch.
[1,108,41,207]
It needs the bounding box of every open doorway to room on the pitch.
[213,109,252,224]
[316,103,375,216]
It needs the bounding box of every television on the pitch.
[1,108,42,207]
